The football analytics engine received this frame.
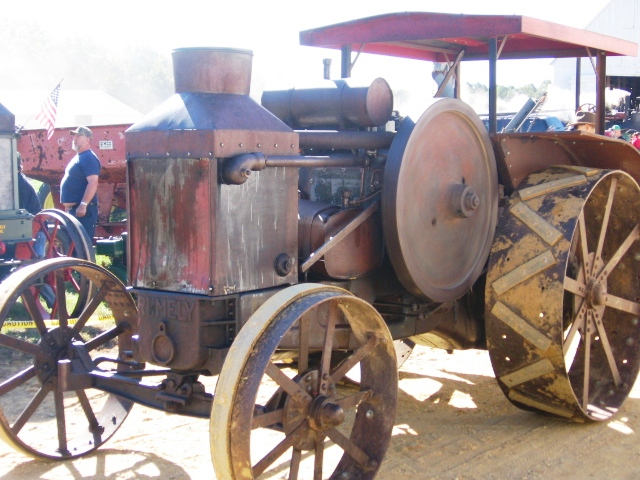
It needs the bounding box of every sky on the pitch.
[0,0,615,118]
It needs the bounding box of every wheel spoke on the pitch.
[288,448,301,480]
[592,314,623,387]
[595,177,617,262]
[66,269,82,294]
[320,303,338,395]
[20,288,48,335]
[46,221,61,255]
[582,312,593,410]
[252,407,284,429]
[563,299,587,359]
[12,384,52,435]
[73,285,111,336]
[0,366,37,397]
[265,362,312,405]
[84,322,129,352]
[603,293,640,316]
[54,270,69,328]
[325,427,372,468]
[0,333,42,357]
[76,390,102,432]
[577,210,591,275]
[252,421,304,477]
[331,335,379,383]
[564,276,586,297]
[313,434,325,480]
[600,223,640,280]
[335,389,373,411]
[53,388,69,455]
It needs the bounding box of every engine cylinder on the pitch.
[262,78,393,129]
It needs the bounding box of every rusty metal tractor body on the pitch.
[2,12,640,480]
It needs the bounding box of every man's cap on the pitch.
[570,110,596,125]
[612,124,621,130]
[69,126,92,138]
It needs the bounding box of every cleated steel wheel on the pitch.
[211,284,397,480]
[0,257,138,459]
[486,167,640,421]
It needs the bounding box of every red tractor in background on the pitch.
[0,103,94,291]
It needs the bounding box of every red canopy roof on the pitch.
[299,12,638,62]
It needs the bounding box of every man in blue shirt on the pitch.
[60,126,101,240]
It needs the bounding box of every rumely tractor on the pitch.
[1,12,640,480]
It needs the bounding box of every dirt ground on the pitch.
[0,345,639,479]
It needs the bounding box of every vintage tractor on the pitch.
[1,12,640,480]
[0,103,95,312]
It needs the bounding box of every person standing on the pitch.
[60,126,100,240]
[17,153,42,215]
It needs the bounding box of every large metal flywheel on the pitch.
[486,167,640,421]
[383,98,498,302]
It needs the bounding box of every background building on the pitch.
[553,0,640,114]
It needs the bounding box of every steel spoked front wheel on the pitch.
[0,258,137,459]
[211,284,398,479]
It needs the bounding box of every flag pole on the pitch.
[17,78,63,135]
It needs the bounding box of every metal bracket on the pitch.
[301,200,379,273]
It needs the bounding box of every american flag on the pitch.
[34,81,61,140]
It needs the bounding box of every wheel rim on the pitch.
[211,284,398,479]
[33,209,95,262]
[485,167,640,421]
[0,258,137,459]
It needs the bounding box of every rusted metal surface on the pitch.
[128,157,298,296]
[210,284,397,480]
[127,48,299,296]
[383,97,498,303]
[126,48,298,159]
[299,12,638,62]
[172,47,253,95]
[261,77,393,129]
[298,130,394,150]
[18,125,128,185]
[485,168,640,420]
[492,132,640,194]
[298,199,383,278]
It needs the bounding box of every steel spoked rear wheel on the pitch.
[486,167,640,421]
[211,284,398,479]
[0,258,137,459]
